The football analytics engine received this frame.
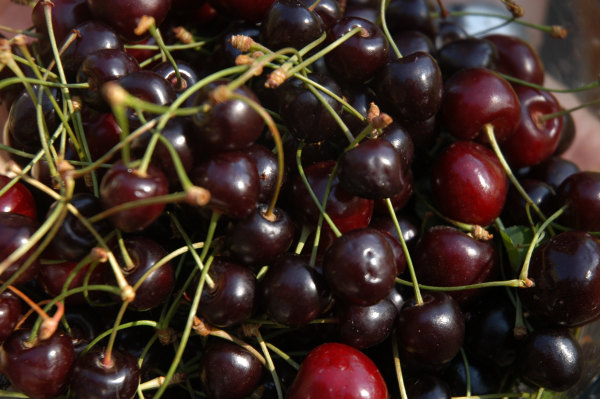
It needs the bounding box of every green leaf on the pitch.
[500,225,534,274]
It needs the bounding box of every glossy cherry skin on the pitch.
[37,259,95,305]
[192,151,260,219]
[153,60,198,95]
[375,52,443,123]
[380,123,414,173]
[442,354,500,396]
[441,68,521,143]
[386,0,435,38]
[500,85,563,168]
[431,141,508,227]
[80,111,122,162]
[500,179,555,227]
[329,84,376,145]
[32,0,91,45]
[199,339,263,399]
[519,230,600,327]
[87,0,172,42]
[373,169,413,215]
[279,74,343,143]
[396,292,465,364]
[298,0,342,28]
[70,347,141,399]
[0,291,21,342]
[260,0,325,52]
[259,253,331,327]
[338,139,405,199]
[337,298,397,349]
[1,329,75,399]
[518,328,583,392]
[406,375,452,399]
[484,34,545,85]
[123,36,160,68]
[556,172,600,231]
[369,212,420,251]
[344,5,378,24]
[555,111,576,155]
[437,38,498,80]
[226,205,294,267]
[434,21,468,50]
[286,343,388,399]
[100,160,169,232]
[527,156,580,190]
[240,144,285,205]
[283,135,334,175]
[0,213,40,284]
[0,175,36,219]
[215,23,260,68]
[77,49,139,112]
[9,86,61,149]
[187,257,257,327]
[192,79,264,152]
[324,17,389,84]
[413,226,499,305]
[323,228,396,306]
[207,0,277,23]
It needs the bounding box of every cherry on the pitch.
[0,175,37,219]
[391,30,436,58]
[337,298,398,349]
[386,0,436,38]
[261,0,325,52]
[442,354,501,396]
[105,237,175,311]
[554,111,576,155]
[372,169,413,215]
[187,256,257,327]
[369,212,420,251]
[396,292,465,364]
[87,0,173,42]
[441,67,521,143]
[484,34,545,85]
[437,38,498,80]
[518,328,583,392]
[434,21,468,50]
[324,17,389,84]
[70,347,141,399]
[0,213,41,284]
[32,0,91,46]
[123,36,160,69]
[36,258,98,305]
[240,144,286,205]
[153,60,198,95]
[338,138,405,199]
[527,156,580,189]
[279,74,343,143]
[100,160,169,232]
[191,150,260,219]
[406,375,452,399]
[1,329,75,399]
[329,84,376,145]
[0,291,21,343]
[286,342,388,399]
[519,230,600,327]
[198,339,263,399]
[500,179,555,227]
[62,305,104,355]
[283,135,334,174]
[343,5,379,25]
[226,205,294,267]
[396,340,450,379]
[80,111,122,162]
[322,228,396,306]
[403,114,439,154]
[298,0,342,28]
[77,49,140,113]
[191,79,264,152]
[9,86,61,149]
[215,24,260,68]
[556,172,600,231]
[259,253,331,327]
[207,0,277,23]
[431,141,508,226]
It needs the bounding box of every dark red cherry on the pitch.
[501,179,555,227]
[441,67,521,143]
[375,52,443,123]
[259,253,332,327]
[70,347,141,399]
[226,205,294,267]
[240,144,286,205]
[386,0,435,38]
[369,212,420,251]
[0,213,40,284]
[373,169,413,214]
[413,226,499,305]
[215,24,260,68]
[338,139,404,199]
[62,306,104,356]
[406,375,452,399]
[87,0,173,42]
[261,0,325,52]
[323,228,396,306]
[337,298,397,349]
[99,160,169,232]
[379,230,407,276]
[298,0,342,28]
[123,36,160,69]
[283,135,334,174]
[9,86,61,149]
[343,5,378,25]
[554,111,576,155]
[187,257,257,327]
[32,0,91,45]
[192,79,264,152]
[324,17,389,84]
[391,30,435,58]
[403,114,439,154]
[199,339,263,399]
[1,329,75,399]
[0,291,21,343]
[207,0,277,23]
[431,141,508,226]
[517,328,583,392]
[500,84,563,168]
[36,258,102,305]
[77,49,139,113]
[556,172,600,231]
[286,343,388,399]
[0,175,36,219]
[484,34,545,85]
[396,340,450,379]
[519,230,600,327]
[153,60,198,95]
[279,74,343,143]
[434,21,468,50]
[396,292,465,364]
[191,151,260,219]
[105,237,175,311]
[80,111,122,162]
[442,354,501,396]
[527,156,580,189]
[329,84,376,146]
[437,38,498,80]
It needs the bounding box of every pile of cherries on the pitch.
[0,0,599,398]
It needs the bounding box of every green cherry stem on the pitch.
[256,330,283,399]
[295,224,313,254]
[266,342,300,370]
[538,98,600,123]
[102,301,130,366]
[395,278,524,290]
[305,83,353,143]
[142,16,182,89]
[82,320,158,356]
[460,348,472,397]
[391,331,409,399]
[499,73,600,93]
[124,41,209,51]
[87,192,190,224]
[380,0,402,59]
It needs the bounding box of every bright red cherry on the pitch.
[556,172,600,232]
[0,291,21,343]
[484,34,545,85]
[0,175,37,219]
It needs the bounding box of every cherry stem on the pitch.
[538,97,600,123]
[295,224,313,254]
[15,299,52,330]
[6,285,51,321]
[265,342,300,370]
[499,73,600,93]
[395,278,525,290]
[306,83,354,143]
[460,348,472,397]
[256,330,283,399]
[308,0,322,11]
[13,54,58,79]
[386,198,424,305]
[440,11,564,36]
[391,331,409,399]
[514,294,529,338]
[207,328,267,366]
[145,18,182,89]
[436,0,450,18]
[0,76,88,91]
[116,230,135,271]
[124,41,208,51]
[0,24,41,38]
[453,395,536,399]
[483,124,554,236]
[81,320,158,356]
[380,0,402,59]
[102,301,129,367]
